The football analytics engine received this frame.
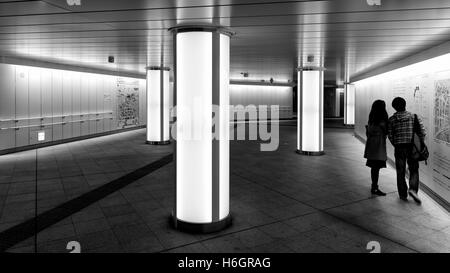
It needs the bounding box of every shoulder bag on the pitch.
[411,114,429,164]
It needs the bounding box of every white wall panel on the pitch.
[0,62,144,151]
[103,76,113,132]
[110,77,118,130]
[72,72,81,138]
[15,66,29,119]
[0,64,16,150]
[0,64,15,120]
[62,71,72,138]
[28,67,42,144]
[88,74,97,134]
[41,69,52,117]
[52,70,63,140]
[80,75,89,136]
[41,69,53,142]
[230,84,293,120]
[95,76,104,133]
[15,66,29,147]
[28,67,41,120]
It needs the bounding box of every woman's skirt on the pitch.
[366,159,386,169]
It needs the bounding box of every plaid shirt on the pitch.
[388,111,426,145]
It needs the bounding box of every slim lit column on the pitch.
[297,67,324,156]
[170,25,233,233]
[335,88,343,117]
[344,83,355,126]
[146,66,170,145]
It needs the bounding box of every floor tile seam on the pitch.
[158,210,319,253]
[231,171,421,253]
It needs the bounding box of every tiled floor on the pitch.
[1,123,449,253]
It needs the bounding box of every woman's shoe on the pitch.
[371,189,386,196]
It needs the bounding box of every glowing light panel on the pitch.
[146,69,170,142]
[344,84,355,125]
[219,34,230,219]
[297,70,323,153]
[175,29,231,227]
[176,31,213,223]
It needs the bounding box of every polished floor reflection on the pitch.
[1,124,449,253]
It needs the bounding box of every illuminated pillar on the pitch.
[335,88,343,117]
[344,83,355,126]
[297,67,324,156]
[146,66,170,145]
[170,25,233,233]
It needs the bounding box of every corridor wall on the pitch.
[229,84,293,120]
[354,53,450,204]
[324,87,342,118]
[0,63,146,151]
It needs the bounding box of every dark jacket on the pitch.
[364,121,387,161]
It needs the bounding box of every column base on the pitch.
[343,124,355,129]
[170,214,232,234]
[296,150,325,156]
[146,140,171,145]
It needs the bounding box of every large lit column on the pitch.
[146,66,170,145]
[170,25,233,233]
[297,67,324,156]
[344,83,355,126]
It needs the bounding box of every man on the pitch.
[387,97,426,204]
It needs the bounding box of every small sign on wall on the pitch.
[38,131,45,142]
[67,0,81,6]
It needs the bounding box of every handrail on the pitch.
[0,111,113,122]
[0,117,115,130]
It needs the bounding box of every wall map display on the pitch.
[117,78,140,128]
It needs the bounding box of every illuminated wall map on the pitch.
[435,79,450,143]
[117,78,140,128]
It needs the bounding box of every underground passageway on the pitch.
[1,123,448,253]
[2,1,450,259]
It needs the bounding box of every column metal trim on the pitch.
[160,40,165,142]
[319,70,324,151]
[299,71,303,151]
[172,32,178,223]
[211,32,220,222]
[160,70,164,141]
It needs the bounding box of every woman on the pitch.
[364,100,388,196]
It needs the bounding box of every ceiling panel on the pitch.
[0,0,449,84]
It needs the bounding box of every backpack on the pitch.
[411,114,429,164]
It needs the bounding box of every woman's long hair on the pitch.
[368,100,388,125]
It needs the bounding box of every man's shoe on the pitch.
[408,190,422,204]
[371,189,387,196]
[399,196,408,201]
